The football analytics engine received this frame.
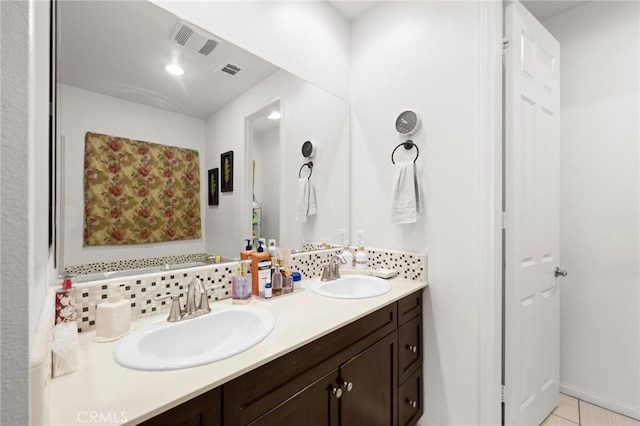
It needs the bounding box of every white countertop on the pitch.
[47,277,427,426]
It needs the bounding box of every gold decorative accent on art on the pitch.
[83,132,201,246]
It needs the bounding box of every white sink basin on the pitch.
[310,275,392,299]
[115,305,275,371]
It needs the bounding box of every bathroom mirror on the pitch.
[56,0,349,278]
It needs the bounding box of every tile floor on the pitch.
[541,393,640,426]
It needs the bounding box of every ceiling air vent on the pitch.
[170,21,220,56]
[217,62,243,77]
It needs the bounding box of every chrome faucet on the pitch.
[154,278,221,322]
[321,255,347,281]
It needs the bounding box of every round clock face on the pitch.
[395,111,421,135]
[301,140,315,158]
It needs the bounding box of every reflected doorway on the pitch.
[246,100,281,250]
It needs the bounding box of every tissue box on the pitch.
[51,322,78,378]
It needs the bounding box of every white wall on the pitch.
[543,1,640,418]
[351,2,482,424]
[205,70,349,258]
[1,0,51,423]
[151,0,350,101]
[59,85,207,267]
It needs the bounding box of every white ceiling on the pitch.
[326,0,592,23]
[58,1,279,119]
[521,0,591,21]
[59,1,591,120]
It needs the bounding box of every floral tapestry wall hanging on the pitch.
[83,132,202,246]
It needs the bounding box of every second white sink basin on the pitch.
[310,275,392,299]
[115,305,275,371]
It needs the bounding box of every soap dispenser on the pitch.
[96,285,131,339]
[342,246,354,269]
[232,261,252,304]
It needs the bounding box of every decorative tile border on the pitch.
[63,252,234,276]
[70,247,427,333]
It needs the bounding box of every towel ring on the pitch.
[391,140,419,164]
[299,161,313,179]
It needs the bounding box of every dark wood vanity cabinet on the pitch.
[140,289,424,426]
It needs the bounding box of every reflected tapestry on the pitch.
[83,132,201,246]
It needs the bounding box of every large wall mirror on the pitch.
[57,0,350,279]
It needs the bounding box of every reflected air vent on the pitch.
[218,63,242,76]
[170,21,220,56]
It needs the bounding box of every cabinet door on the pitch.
[248,368,339,426]
[340,332,397,426]
[138,387,221,426]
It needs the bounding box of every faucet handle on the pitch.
[321,265,331,281]
[198,284,224,313]
[154,294,183,322]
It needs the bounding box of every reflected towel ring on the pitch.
[299,161,313,179]
[391,140,419,164]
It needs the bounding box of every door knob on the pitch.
[555,267,568,277]
[343,381,353,392]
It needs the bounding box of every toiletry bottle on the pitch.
[264,282,272,299]
[256,259,272,297]
[271,262,283,297]
[268,239,277,258]
[96,285,131,339]
[232,261,252,304]
[250,249,271,296]
[241,239,255,260]
[55,273,77,324]
[342,246,353,270]
[257,239,265,253]
[291,271,302,290]
[355,246,368,271]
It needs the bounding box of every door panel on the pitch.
[504,1,560,425]
[340,332,397,426]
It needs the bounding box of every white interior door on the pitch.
[504,1,561,425]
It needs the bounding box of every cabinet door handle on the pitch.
[406,398,417,408]
[342,381,353,392]
[406,344,417,353]
[332,387,343,399]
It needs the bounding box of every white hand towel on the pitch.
[391,161,422,224]
[296,178,317,222]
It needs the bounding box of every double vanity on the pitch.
[48,275,427,425]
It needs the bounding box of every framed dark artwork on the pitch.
[208,168,219,206]
[221,151,234,192]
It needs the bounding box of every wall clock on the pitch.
[395,110,421,136]
[301,140,316,158]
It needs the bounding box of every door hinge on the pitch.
[501,211,511,229]
[502,37,511,56]
[501,385,511,403]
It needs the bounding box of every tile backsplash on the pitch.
[69,247,427,333]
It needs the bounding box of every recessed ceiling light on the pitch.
[267,111,281,120]
[165,64,184,76]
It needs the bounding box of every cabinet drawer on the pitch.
[398,290,423,325]
[398,315,422,384]
[398,368,423,426]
